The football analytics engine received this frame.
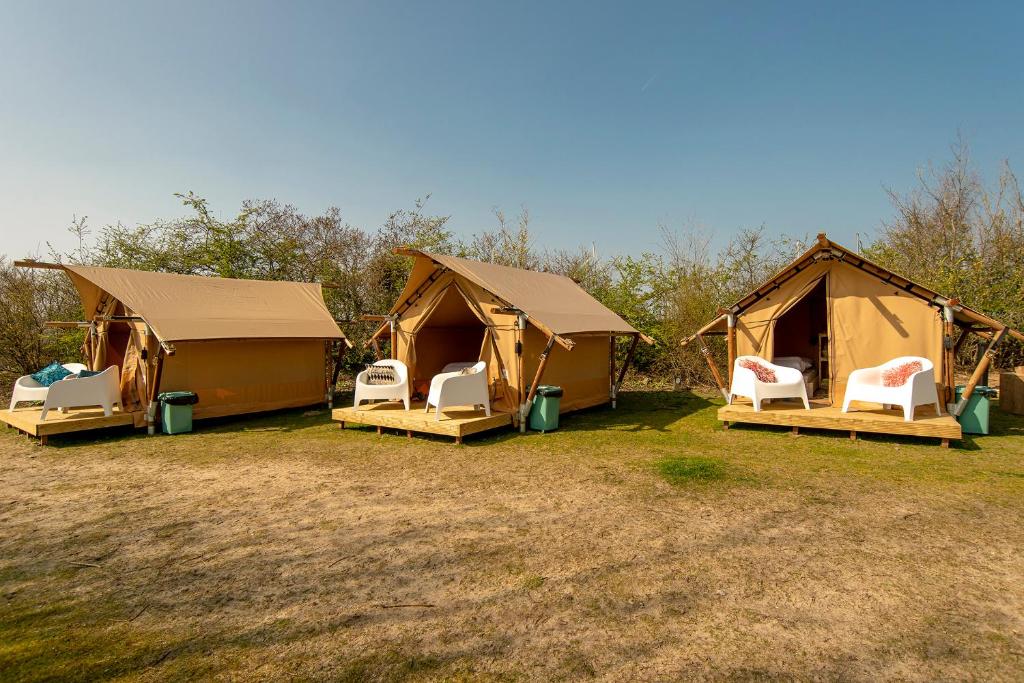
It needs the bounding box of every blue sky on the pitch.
[2,1,1022,259]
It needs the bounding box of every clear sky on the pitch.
[2,1,1022,259]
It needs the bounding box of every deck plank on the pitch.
[0,406,139,438]
[718,400,961,441]
[332,401,512,439]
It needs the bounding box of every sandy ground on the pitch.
[2,394,1024,681]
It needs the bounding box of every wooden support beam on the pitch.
[954,327,1008,416]
[726,314,737,385]
[616,334,640,389]
[525,335,557,407]
[849,430,857,441]
[14,259,64,270]
[696,333,728,400]
[609,335,616,402]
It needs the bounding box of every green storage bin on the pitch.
[954,385,996,435]
[528,385,563,433]
[158,391,199,435]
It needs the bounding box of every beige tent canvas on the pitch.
[368,250,653,422]
[684,235,1023,414]
[28,263,347,430]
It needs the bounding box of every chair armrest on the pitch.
[429,370,463,391]
[848,367,882,385]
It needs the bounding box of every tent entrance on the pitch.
[411,285,487,385]
[772,276,829,400]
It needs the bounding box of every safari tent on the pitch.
[10,262,347,438]
[684,235,1022,443]
[366,249,652,424]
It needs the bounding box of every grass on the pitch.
[654,455,728,484]
[2,390,1024,680]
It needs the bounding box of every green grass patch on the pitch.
[655,455,728,485]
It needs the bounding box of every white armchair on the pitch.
[425,360,490,420]
[9,363,88,411]
[841,356,941,421]
[729,355,810,412]
[354,360,410,410]
[40,366,121,420]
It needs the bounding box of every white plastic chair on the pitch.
[9,363,88,411]
[353,360,410,410]
[729,355,810,412]
[40,366,121,420]
[841,356,941,421]
[425,360,490,420]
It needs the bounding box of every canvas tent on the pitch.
[368,250,652,423]
[22,262,348,429]
[683,235,1023,415]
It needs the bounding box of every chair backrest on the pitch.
[467,361,487,375]
[881,356,933,372]
[370,359,408,383]
[441,362,478,374]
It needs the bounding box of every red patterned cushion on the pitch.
[882,361,923,387]
[739,359,777,383]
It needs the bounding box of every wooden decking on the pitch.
[719,399,961,445]
[1,406,141,444]
[332,401,513,443]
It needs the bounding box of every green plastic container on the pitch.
[158,391,199,435]
[528,385,563,433]
[954,385,996,435]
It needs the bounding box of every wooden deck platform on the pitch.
[332,401,513,443]
[718,399,962,445]
[1,406,142,444]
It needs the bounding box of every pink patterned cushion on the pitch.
[882,361,923,387]
[739,359,777,383]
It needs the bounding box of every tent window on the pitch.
[412,286,487,382]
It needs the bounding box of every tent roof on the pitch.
[682,235,1023,345]
[64,265,345,343]
[392,251,650,343]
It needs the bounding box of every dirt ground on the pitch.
[2,391,1024,681]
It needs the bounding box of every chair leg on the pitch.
[934,401,942,416]
[435,405,442,421]
[841,397,852,413]
[402,397,410,411]
[40,407,49,421]
[484,403,491,417]
[102,402,113,417]
[903,404,914,422]
[9,396,17,412]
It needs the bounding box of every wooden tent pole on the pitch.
[389,316,398,360]
[145,348,165,436]
[609,335,616,405]
[612,334,640,409]
[954,327,1007,416]
[521,334,556,432]
[726,312,737,385]
[370,337,383,361]
[942,303,956,404]
[696,333,728,400]
[329,341,348,408]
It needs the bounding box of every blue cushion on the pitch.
[76,369,102,378]
[30,362,72,387]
